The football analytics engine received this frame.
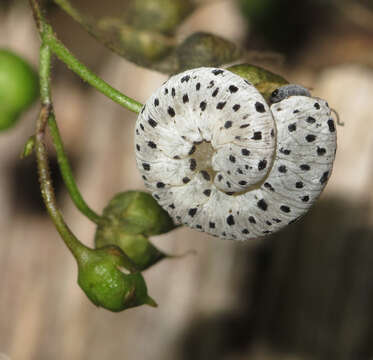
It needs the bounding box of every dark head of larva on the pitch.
[270,84,311,104]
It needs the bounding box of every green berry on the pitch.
[77,245,156,312]
[0,49,39,130]
[95,191,178,270]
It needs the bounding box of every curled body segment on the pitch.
[134,67,336,240]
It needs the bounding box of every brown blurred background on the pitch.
[1,0,373,359]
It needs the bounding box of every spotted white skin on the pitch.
[134,68,337,240]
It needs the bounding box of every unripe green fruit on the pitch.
[176,32,242,72]
[95,191,177,270]
[77,245,156,312]
[0,49,39,130]
[227,63,288,102]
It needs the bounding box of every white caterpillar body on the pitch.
[134,68,336,240]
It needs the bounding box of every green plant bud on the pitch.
[100,191,177,236]
[176,32,243,72]
[98,18,174,62]
[0,49,39,130]
[227,63,288,102]
[124,0,195,34]
[77,245,157,312]
[95,191,177,270]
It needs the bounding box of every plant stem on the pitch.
[42,24,143,114]
[36,40,88,260]
[48,114,101,224]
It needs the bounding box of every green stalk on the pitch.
[42,24,143,114]
[35,39,88,260]
[48,114,101,224]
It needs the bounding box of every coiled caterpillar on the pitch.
[135,67,336,240]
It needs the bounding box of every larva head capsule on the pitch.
[269,84,311,104]
[135,67,337,240]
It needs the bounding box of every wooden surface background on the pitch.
[1,1,373,359]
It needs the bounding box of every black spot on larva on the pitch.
[266,221,272,226]
[224,121,233,129]
[209,222,216,228]
[212,69,224,75]
[293,109,299,114]
[217,102,226,110]
[196,83,201,91]
[142,175,147,180]
[171,87,176,97]
[263,230,272,234]
[142,163,150,171]
[140,123,145,131]
[271,129,275,138]
[148,141,157,149]
[302,195,310,202]
[227,171,231,175]
[245,165,249,170]
[189,145,196,155]
[237,168,243,174]
[239,180,247,185]
[212,88,219,97]
[255,102,266,113]
[300,164,311,171]
[154,194,160,200]
[252,131,262,140]
[229,85,239,93]
[295,181,304,189]
[240,123,250,129]
[164,88,168,95]
[241,149,250,156]
[232,104,240,112]
[273,218,281,223]
[174,155,180,159]
[154,98,159,106]
[306,116,316,124]
[222,232,226,237]
[136,144,140,151]
[169,203,175,209]
[183,177,191,184]
[327,119,335,132]
[288,123,296,132]
[306,134,316,142]
[317,147,326,156]
[278,165,287,173]
[242,229,249,234]
[279,148,291,155]
[136,129,140,135]
[226,181,231,188]
[257,199,268,211]
[200,101,207,111]
[229,155,236,163]
[280,205,290,213]
[156,182,165,188]
[167,107,176,117]
[203,189,211,197]
[320,171,329,184]
[207,80,215,88]
[190,158,197,171]
[314,102,320,110]
[258,160,267,170]
[264,182,274,191]
[141,105,146,114]
[196,225,202,229]
[183,94,189,103]
[181,75,190,83]
[218,174,223,181]
[227,215,235,225]
[235,136,241,140]
[200,170,211,181]
[249,216,256,224]
[188,208,197,217]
